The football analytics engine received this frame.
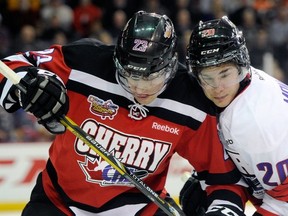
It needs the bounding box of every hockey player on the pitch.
[0,11,247,215]
[184,15,288,215]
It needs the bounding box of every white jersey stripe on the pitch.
[69,203,147,216]
[69,69,207,122]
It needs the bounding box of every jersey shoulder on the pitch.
[221,68,288,151]
[163,62,216,116]
[235,68,288,113]
[62,38,115,76]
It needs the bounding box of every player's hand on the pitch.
[180,172,246,216]
[252,212,262,216]
[205,205,246,216]
[18,68,69,134]
[179,172,207,216]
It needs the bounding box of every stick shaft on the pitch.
[0,61,21,84]
[0,60,27,93]
[60,116,183,216]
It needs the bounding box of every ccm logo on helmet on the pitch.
[127,65,147,71]
[201,48,219,55]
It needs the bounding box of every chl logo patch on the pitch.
[87,95,119,120]
[78,154,149,186]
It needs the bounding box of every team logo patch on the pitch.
[87,95,119,120]
[201,29,215,37]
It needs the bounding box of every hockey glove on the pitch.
[179,173,207,216]
[18,68,69,134]
[154,193,186,216]
[252,212,262,216]
[205,205,246,216]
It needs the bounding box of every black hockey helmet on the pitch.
[114,11,178,93]
[186,16,250,79]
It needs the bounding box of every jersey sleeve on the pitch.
[219,69,288,215]
[176,114,248,215]
[0,44,70,112]
[253,176,288,215]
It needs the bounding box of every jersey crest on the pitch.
[75,119,171,186]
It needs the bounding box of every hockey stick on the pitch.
[0,60,185,216]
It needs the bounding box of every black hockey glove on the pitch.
[179,173,207,216]
[18,68,69,134]
[154,193,186,216]
[205,205,246,216]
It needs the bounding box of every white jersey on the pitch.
[218,67,288,215]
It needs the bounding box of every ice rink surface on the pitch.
[0,204,256,216]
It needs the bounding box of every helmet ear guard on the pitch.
[186,16,250,79]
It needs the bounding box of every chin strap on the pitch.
[128,102,149,120]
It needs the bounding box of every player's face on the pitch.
[115,57,170,105]
[126,74,166,105]
[199,63,240,107]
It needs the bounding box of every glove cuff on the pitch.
[206,205,245,216]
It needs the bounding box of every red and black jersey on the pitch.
[0,38,247,215]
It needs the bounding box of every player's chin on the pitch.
[212,96,231,108]
[135,94,157,105]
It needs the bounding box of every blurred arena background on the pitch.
[0,0,286,215]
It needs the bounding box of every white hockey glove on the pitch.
[18,68,69,134]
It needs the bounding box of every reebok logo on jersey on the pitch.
[152,122,180,135]
[225,139,234,145]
